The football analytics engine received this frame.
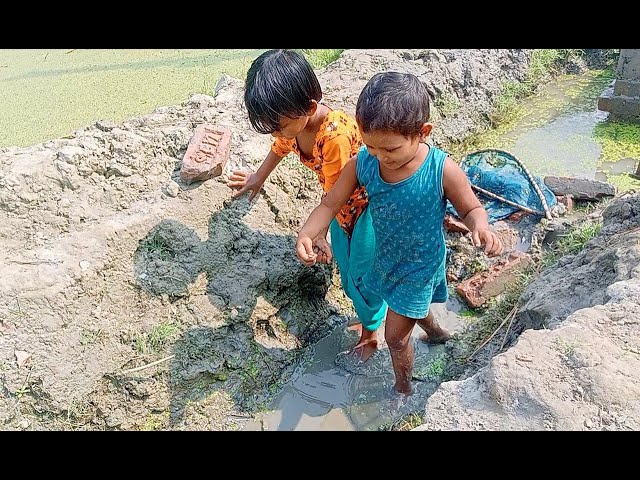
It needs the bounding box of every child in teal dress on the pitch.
[296,72,503,395]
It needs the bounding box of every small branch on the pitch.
[120,355,174,375]
[468,305,517,361]
[499,306,518,351]
[8,260,63,265]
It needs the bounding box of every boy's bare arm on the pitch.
[442,157,503,256]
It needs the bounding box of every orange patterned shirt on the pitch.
[271,110,368,237]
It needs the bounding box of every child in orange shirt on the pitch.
[228,49,386,360]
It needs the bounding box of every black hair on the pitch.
[244,49,322,134]
[355,71,431,137]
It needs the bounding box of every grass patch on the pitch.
[574,197,611,215]
[380,412,424,431]
[133,321,181,354]
[459,307,482,318]
[553,338,578,357]
[80,328,105,347]
[138,411,169,431]
[140,236,174,260]
[435,91,462,117]
[491,49,586,124]
[0,49,268,148]
[300,49,344,69]
[542,219,603,268]
[8,297,28,319]
[447,69,615,160]
[606,173,640,192]
[414,353,447,381]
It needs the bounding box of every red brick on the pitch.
[556,195,575,213]
[180,124,231,184]
[456,252,533,308]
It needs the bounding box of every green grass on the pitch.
[542,220,603,267]
[459,307,481,318]
[447,69,615,161]
[140,235,174,260]
[0,49,262,148]
[491,49,586,124]
[553,338,578,357]
[80,328,105,347]
[380,412,425,431]
[0,49,346,149]
[300,49,344,69]
[139,412,169,431]
[133,321,180,354]
[606,173,640,192]
[414,353,447,381]
[435,91,462,117]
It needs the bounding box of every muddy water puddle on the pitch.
[244,300,464,431]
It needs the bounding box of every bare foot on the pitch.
[418,328,451,345]
[417,313,452,345]
[346,323,379,362]
[393,382,413,396]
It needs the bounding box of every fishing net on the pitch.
[447,149,557,223]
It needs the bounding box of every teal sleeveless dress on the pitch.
[355,145,449,319]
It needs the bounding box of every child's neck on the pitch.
[380,143,430,184]
[296,104,330,160]
[304,103,330,135]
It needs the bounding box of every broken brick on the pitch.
[456,252,533,308]
[556,195,575,213]
[507,210,529,223]
[180,124,231,184]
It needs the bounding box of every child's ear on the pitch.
[307,100,319,117]
[420,123,433,141]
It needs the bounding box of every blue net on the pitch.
[447,149,557,223]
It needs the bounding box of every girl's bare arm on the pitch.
[297,156,359,265]
[443,157,503,256]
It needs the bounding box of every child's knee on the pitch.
[385,331,411,351]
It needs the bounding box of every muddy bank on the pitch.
[0,49,612,430]
[417,193,640,431]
